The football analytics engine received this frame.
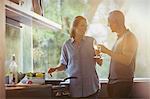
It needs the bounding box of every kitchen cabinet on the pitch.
[5,0,61,30]
[6,84,52,99]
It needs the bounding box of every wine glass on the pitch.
[93,40,101,58]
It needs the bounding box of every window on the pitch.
[32,0,86,79]
[5,24,32,74]
[32,26,68,79]
[5,0,150,80]
[87,0,150,78]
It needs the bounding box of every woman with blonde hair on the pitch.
[48,16,102,98]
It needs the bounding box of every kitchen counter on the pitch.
[5,79,150,98]
[6,84,52,99]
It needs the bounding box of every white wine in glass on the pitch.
[93,40,101,58]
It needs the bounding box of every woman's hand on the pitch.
[48,64,66,75]
[48,67,57,74]
[95,49,100,56]
[95,58,103,66]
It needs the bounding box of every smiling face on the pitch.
[75,19,87,38]
[70,16,87,39]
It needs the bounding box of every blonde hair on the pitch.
[70,16,87,38]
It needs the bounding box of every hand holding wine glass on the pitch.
[93,40,101,58]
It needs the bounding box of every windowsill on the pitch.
[45,78,150,85]
[99,78,150,83]
[133,78,150,82]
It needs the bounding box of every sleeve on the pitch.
[60,43,68,68]
[92,38,97,56]
[111,34,138,65]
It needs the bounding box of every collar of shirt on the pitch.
[71,37,86,44]
[118,29,130,39]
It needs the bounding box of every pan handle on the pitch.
[63,77,77,82]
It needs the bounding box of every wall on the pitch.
[99,81,150,98]
[0,0,6,99]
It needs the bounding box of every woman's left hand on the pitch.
[95,58,103,66]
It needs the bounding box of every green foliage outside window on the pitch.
[33,0,86,79]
